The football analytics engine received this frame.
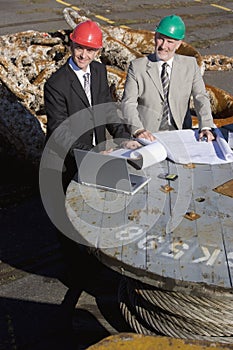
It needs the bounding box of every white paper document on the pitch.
[110,129,233,169]
[111,140,167,169]
[154,129,233,165]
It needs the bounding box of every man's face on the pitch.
[71,42,99,71]
[155,32,182,61]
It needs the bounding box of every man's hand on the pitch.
[100,148,113,154]
[134,129,156,141]
[121,140,142,149]
[199,129,215,142]
[101,139,142,153]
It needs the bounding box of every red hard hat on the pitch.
[70,20,103,49]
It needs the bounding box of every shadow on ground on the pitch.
[0,154,130,350]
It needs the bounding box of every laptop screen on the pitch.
[73,149,150,195]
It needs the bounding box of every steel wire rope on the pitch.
[118,276,158,335]
[133,280,233,326]
[127,281,233,337]
[118,277,233,343]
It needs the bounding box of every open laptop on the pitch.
[73,149,151,195]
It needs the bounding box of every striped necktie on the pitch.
[159,62,170,130]
[83,72,95,144]
[83,72,91,105]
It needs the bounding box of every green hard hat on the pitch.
[155,15,185,40]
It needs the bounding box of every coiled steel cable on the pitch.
[118,277,233,344]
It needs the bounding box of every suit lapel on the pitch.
[90,62,98,106]
[66,63,90,107]
[169,54,183,96]
[146,54,164,97]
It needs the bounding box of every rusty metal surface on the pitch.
[87,333,233,350]
[213,179,233,198]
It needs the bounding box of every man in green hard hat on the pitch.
[122,15,215,142]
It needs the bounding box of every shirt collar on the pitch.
[156,55,174,69]
[69,57,91,75]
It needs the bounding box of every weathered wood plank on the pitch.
[145,161,179,282]
[166,162,198,283]
[211,163,233,288]
[192,164,230,288]
[66,181,105,248]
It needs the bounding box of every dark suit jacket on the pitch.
[44,59,129,188]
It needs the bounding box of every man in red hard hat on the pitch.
[44,20,136,190]
[69,20,103,72]
[43,21,138,298]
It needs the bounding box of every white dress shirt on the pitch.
[69,57,92,105]
[69,57,96,144]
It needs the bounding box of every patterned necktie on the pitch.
[159,62,170,130]
[83,72,95,144]
[83,72,91,105]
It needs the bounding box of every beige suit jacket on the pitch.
[122,53,214,134]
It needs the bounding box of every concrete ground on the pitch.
[0,1,233,349]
